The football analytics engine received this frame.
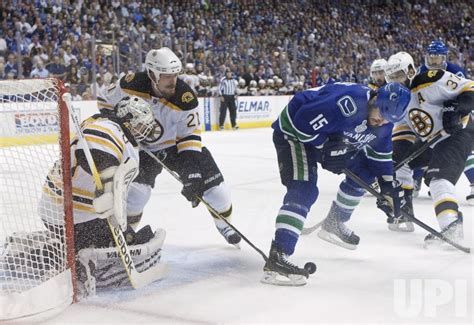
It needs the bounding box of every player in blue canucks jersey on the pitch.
[261,82,411,286]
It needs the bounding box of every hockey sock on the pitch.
[396,164,414,190]
[429,178,459,230]
[464,152,474,185]
[275,202,308,255]
[413,168,424,182]
[210,206,233,228]
[333,180,365,222]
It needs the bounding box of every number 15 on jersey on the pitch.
[309,114,328,131]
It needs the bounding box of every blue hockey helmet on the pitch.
[375,82,410,123]
[426,40,448,56]
[425,40,448,69]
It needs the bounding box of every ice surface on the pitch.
[49,128,472,324]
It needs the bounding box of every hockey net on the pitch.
[0,79,75,320]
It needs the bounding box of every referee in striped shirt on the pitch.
[218,69,238,130]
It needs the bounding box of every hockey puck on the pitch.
[304,262,317,274]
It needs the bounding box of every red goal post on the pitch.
[0,78,76,320]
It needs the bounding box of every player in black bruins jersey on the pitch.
[98,47,241,246]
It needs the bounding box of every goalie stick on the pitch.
[141,148,317,278]
[343,168,470,254]
[63,93,167,289]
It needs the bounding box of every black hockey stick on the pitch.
[343,168,470,254]
[394,131,444,171]
[142,148,317,277]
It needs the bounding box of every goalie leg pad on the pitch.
[76,228,166,296]
[126,182,152,220]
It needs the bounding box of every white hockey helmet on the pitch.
[115,96,156,142]
[384,51,416,84]
[258,79,266,87]
[238,78,246,86]
[267,78,275,86]
[249,80,257,87]
[370,58,387,75]
[145,47,182,82]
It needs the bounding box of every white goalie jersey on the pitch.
[396,70,474,142]
[97,72,202,154]
[39,116,140,226]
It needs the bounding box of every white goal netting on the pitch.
[0,79,75,320]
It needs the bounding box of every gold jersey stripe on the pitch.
[86,124,125,153]
[393,124,412,132]
[85,135,123,161]
[392,135,416,142]
[73,202,95,213]
[122,88,151,99]
[177,141,202,151]
[411,82,434,93]
[159,98,181,111]
[72,187,94,198]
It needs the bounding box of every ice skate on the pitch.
[216,224,242,248]
[317,206,360,250]
[387,189,415,232]
[261,241,308,286]
[424,213,464,249]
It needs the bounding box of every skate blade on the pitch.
[388,222,415,232]
[466,198,474,206]
[260,271,306,286]
[317,229,357,250]
[231,242,241,249]
[424,236,466,251]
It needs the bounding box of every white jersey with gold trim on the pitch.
[400,70,474,141]
[39,117,140,225]
[97,72,202,154]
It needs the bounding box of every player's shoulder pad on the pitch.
[410,69,445,91]
[167,78,198,111]
[119,72,152,99]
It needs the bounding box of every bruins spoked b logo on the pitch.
[142,118,164,145]
[409,109,433,137]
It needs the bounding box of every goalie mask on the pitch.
[115,96,156,142]
[384,52,416,86]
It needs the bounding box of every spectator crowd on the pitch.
[0,0,472,99]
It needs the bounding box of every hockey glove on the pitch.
[441,100,463,134]
[178,151,205,207]
[376,178,405,220]
[181,171,204,206]
[321,136,353,174]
